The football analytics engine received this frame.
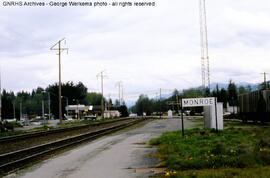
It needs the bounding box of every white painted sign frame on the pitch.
[180,97,219,132]
[182,97,215,107]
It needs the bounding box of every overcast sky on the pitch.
[0,0,270,103]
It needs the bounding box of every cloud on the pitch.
[0,0,270,103]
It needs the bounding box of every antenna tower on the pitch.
[199,0,210,89]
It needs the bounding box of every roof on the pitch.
[65,105,93,111]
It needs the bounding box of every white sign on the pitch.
[89,106,93,110]
[182,97,215,107]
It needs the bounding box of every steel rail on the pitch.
[0,118,130,144]
[0,118,145,175]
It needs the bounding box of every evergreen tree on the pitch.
[227,80,238,106]
[2,90,15,119]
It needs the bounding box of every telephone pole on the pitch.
[261,72,268,89]
[107,94,111,111]
[159,88,162,119]
[48,93,51,120]
[97,70,106,119]
[20,102,22,120]
[42,100,45,123]
[176,94,180,115]
[13,101,15,119]
[116,81,122,106]
[50,38,68,124]
[121,85,124,105]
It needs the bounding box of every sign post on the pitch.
[214,97,218,131]
[181,97,222,131]
[180,98,184,137]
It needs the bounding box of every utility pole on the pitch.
[13,101,15,119]
[121,84,124,105]
[62,96,69,116]
[50,38,68,124]
[43,91,51,120]
[48,93,51,120]
[66,97,69,116]
[176,94,180,115]
[97,70,106,119]
[42,100,45,123]
[261,72,268,89]
[116,81,122,106]
[159,88,162,119]
[20,102,22,120]
[77,100,79,119]
[108,94,111,111]
[13,100,16,119]
[199,0,210,89]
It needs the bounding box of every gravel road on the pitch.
[6,118,194,178]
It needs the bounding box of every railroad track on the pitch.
[0,117,130,144]
[0,118,146,175]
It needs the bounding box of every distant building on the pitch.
[225,103,238,114]
[65,105,120,119]
[104,110,120,118]
[129,113,138,117]
[65,105,93,119]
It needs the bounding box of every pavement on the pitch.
[6,118,195,178]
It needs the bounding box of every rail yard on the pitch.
[2,118,193,178]
[0,117,150,176]
[1,0,269,177]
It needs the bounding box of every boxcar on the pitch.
[238,89,270,122]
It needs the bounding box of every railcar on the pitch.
[238,89,270,122]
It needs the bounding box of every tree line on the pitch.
[130,80,252,116]
[1,80,257,118]
[1,81,127,119]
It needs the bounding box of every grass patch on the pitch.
[158,167,270,178]
[0,131,24,137]
[150,123,270,177]
[29,125,54,132]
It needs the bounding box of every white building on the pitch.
[225,103,238,114]
[104,110,120,118]
[65,105,93,119]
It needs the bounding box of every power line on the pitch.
[115,81,122,106]
[97,70,107,119]
[261,72,268,89]
[50,38,68,124]
[159,88,162,118]
[121,84,124,105]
